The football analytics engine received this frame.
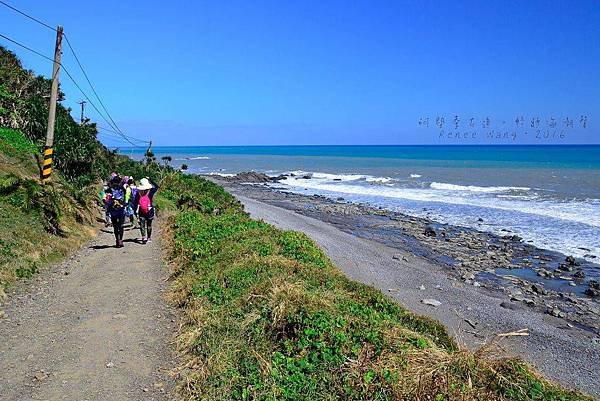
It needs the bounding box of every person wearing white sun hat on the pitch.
[132,177,160,244]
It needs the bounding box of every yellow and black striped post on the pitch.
[42,146,53,182]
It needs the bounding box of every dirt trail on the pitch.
[0,223,175,401]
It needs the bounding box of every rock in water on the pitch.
[424,224,437,237]
[536,268,553,278]
[270,174,289,181]
[585,280,600,297]
[421,298,442,307]
[565,255,579,266]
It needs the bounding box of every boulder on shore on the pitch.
[224,171,271,183]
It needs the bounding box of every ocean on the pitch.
[125,145,600,262]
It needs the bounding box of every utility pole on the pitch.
[42,25,63,183]
[76,100,86,124]
[144,140,153,170]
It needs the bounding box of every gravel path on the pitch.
[0,223,175,401]
[236,192,600,397]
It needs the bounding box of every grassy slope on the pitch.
[0,128,97,296]
[159,174,592,401]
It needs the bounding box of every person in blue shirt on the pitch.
[106,175,127,247]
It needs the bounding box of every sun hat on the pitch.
[138,178,153,191]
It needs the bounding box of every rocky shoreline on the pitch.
[212,172,600,336]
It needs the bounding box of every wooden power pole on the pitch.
[42,25,63,183]
[77,100,86,124]
[144,140,153,170]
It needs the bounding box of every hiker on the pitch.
[106,175,127,247]
[126,177,138,227]
[100,184,112,227]
[132,177,159,244]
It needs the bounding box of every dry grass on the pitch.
[158,174,594,401]
[0,129,98,296]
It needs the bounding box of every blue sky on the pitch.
[1,0,599,146]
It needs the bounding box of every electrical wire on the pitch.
[0,31,144,147]
[97,126,148,144]
[63,34,131,141]
[0,32,54,62]
[98,132,143,145]
[0,0,56,31]
[0,0,150,147]
[59,65,140,147]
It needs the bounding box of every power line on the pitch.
[0,31,142,147]
[63,34,130,140]
[0,1,56,31]
[0,0,148,147]
[60,65,140,146]
[97,132,140,146]
[98,126,147,142]
[0,32,54,62]
[97,126,149,144]
[0,32,60,82]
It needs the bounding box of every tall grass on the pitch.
[0,129,96,292]
[160,174,592,401]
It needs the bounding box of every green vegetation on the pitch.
[0,128,97,295]
[160,174,591,401]
[0,46,165,292]
[0,45,104,292]
[0,45,166,187]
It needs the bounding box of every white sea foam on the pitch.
[187,156,211,160]
[276,176,600,261]
[287,170,394,183]
[365,176,393,183]
[288,171,366,181]
[277,174,600,228]
[430,182,531,193]
[410,174,422,178]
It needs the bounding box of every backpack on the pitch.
[130,187,138,203]
[138,193,152,215]
[111,188,126,211]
